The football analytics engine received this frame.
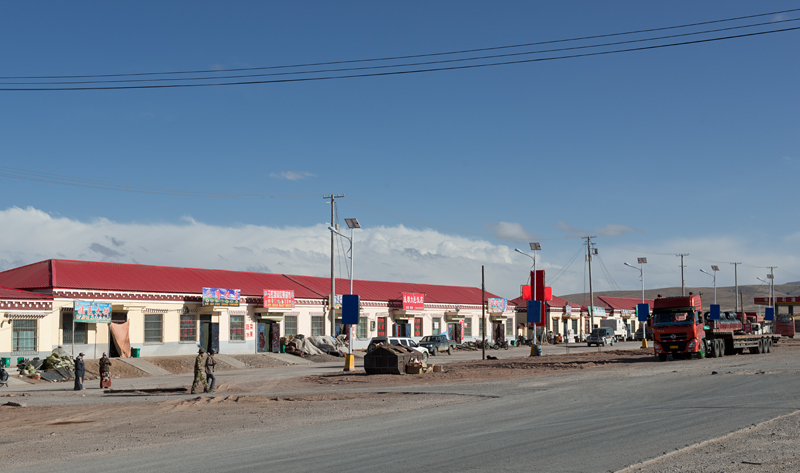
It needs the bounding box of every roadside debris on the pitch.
[283,334,348,357]
[16,346,76,383]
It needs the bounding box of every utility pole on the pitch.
[768,266,777,319]
[730,262,741,312]
[324,194,345,337]
[676,253,689,295]
[584,236,597,333]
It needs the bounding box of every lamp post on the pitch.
[624,257,647,346]
[329,218,360,354]
[699,265,719,305]
[514,242,542,347]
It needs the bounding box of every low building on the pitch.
[0,259,512,359]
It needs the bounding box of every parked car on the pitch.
[367,337,429,362]
[418,334,456,355]
[586,327,616,347]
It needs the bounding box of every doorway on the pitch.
[256,321,280,353]
[109,312,128,358]
[199,315,219,354]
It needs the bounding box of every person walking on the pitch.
[204,349,217,392]
[99,352,112,388]
[190,348,208,394]
[74,353,85,391]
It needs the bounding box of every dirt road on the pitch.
[2,342,800,472]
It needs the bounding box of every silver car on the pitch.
[586,327,616,347]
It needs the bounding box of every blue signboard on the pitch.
[765,307,775,321]
[527,300,541,324]
[710,304,721,320]
[342,294,360,325]
[637,303,650,322]
[74,300,112,323]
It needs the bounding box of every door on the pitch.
[109,312,128,358]
[270,322,280,353]
[257,322,268,353]
[377,317,387,337]
[200,315,219,353]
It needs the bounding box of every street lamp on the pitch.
[514,243,542,347]
[329,218,360,355]
[624,257,647,347]
[699,265,719,305]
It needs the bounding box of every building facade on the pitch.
[0,259,513,359]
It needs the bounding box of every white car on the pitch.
[367,337,429,362]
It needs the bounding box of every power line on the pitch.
[3,7,798,81]
[4,16,798,87]
[2,25,799,91]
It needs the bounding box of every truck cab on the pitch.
[651,295,705,361]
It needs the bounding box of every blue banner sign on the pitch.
[765,307,774,321]
[637,303,650,322]
[342,294,360,325]
[488,298,508,313]
[527,300,542,324]
[74,300,112,323]
[710,304,721,320]
[202,287,241,307]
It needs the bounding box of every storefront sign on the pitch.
[402,292,424,311]
[565,305,572,316]
[74,300,112,323]
[263,289,295,309]
[488,298,507,313]
[202,287,241,307]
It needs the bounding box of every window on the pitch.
[414,318,422,337]
[506,318,514,336]
[357,317,367,338]
[311,316,324,336]
[463,318,472,337]
[180,314,197,342]
[230,315,245,341]
[62,311,87,344]
[144,314,163,343]
[285,315,298,336]
[13,319,37,353]
[432,317,441,335]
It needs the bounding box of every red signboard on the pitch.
[263,289,295,309]
[402,292,424,311]
[522,285,531,300]
[755,297,800,305]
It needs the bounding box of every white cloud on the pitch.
[486,221,538,241]
[0,207,796,301]
[268,171,316,181]
[595,224,640,237]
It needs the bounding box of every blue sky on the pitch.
[1,1,798,300]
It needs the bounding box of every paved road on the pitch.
[8,343,800,473]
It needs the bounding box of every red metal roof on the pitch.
[0,285,52,300]
[0,259,502,304]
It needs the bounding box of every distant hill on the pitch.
[561,284,800,312]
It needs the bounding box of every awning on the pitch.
[142,308,169,314]
[5,312,50,320]
[227,308,249,316]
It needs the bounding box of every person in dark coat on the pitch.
[99,352,112,388]
[74,353,85,391]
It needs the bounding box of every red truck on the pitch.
[651,294,778,361]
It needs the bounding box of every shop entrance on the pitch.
[393,323,411,337]
[257,321,281,353]
[200,315,219,354]
[108,312,128,358]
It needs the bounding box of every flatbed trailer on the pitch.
[651,294,779,361]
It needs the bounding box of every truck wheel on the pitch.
[447,346,453,355]
[431,347,438,356]
[587,343,592,347]
[658,354,668,361]
[713,340,721,358]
